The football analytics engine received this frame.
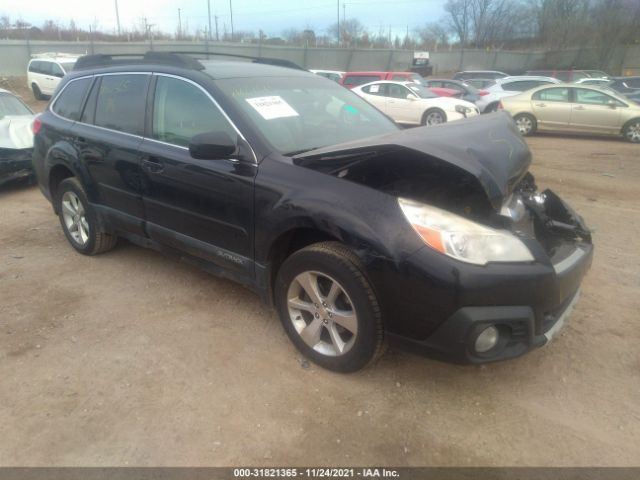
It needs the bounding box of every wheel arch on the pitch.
[421,107,447,125]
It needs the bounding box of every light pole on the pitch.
[229,0,234,42]
[207,0,213,41]
[337,0,340,46]
[114,0,121,36]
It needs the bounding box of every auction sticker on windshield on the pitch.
[245,96,299,120]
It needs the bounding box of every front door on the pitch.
[385,83,415,124]
[569,88,623,134]
[139,74,256,279]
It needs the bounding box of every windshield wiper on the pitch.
[286,147,322,156]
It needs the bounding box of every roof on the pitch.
[498,75,560,83]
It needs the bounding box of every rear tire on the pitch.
[55,177,117,255]
[513,113,537,136]
[274,242,384,372]
[623,119,640,143]
[31,83,43,101]
[421,108,447,126]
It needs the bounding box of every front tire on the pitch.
[275,242,384,372]
[422,108,447,126]
[513,113,537,136]
[56,177,117,255]
[623,119,640,143]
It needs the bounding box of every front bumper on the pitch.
[377,189,593,365]
[0,149,34,186]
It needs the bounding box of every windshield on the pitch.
[0,93,33,118]
[408,74,427,85]
[215,75,399,155]
[406,84,437,99]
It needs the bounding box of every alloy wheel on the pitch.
[61,191,89,246]
[627,122,640,142]
[286,271,358,356]
[425,111,444,125]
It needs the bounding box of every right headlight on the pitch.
[398,198,534,265]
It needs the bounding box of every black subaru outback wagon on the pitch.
[32,52,593,372]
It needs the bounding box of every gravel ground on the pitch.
[1,90,639,466]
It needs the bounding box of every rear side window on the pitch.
[343,75,381,86]
[94,74,148,136]
[361,83,386,96]
[28,61,39,73]
[533,87,569,102]
[52,77,91,121]
[152,76,236,148]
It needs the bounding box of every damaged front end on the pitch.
[294,112,592,363]
[0,148,34,186]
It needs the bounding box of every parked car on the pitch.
[582,70,609,79]
[500,84,640,142]
[352,81,479,126]
[478,76,560,113]
[623,90,640,105]
[32,52,593,371]
[464,78,497,90]
[525,70,591,82]
[574,78,610,86]
[453,70,508,81]
[0,89,35,186]
[27,53,79,100]
[340,71,427,89]
[309,69,344,82]
[606,76,640,95]
[340,71,458,98]
[423,78,488,104]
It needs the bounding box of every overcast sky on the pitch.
[3,0,446,38]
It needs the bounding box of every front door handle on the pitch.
[142,157,164,174]
[534,102,547,107]
[574,105,586,110]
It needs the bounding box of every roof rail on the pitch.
[164,51,305,71]
[73,52,206,71]
[73,50,305,72]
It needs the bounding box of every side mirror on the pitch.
[189,131,237,159]
[406,94,418,101]
[607,99,617,109]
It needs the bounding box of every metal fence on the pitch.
[0,39,638,77]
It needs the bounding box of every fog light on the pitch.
[475,325,499,353]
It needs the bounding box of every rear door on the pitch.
[569,88,623,133]
[138,74,256,278]
[39,62,57,95]
[71,73,149,235]
[531,87,572,129]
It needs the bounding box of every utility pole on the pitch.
[337,0,340,46]
[114,0,121,36]
[144,18,155,50]
[214,15,219,41]
[342,2,346,46]
[229,0,234,42]
[207,0,213,41]
[178,8,182,38]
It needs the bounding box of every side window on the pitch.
[387,84,410,99]
[152,76,236,148]
[533,87,569,102]
[28,61,38,73]
[361,84,386,96]
[94,74,148,136]
[39,62,52,75]
[503,81,539,92]
[575,89,624,107]
[51,63,65,78]
[51,77,92,121]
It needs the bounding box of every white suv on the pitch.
[27,53,79,100]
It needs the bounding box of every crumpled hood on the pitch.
[294,111,531,209]
[0,115,35,149]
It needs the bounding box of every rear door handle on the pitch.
[142,156,164,174]
[534,102,547,107]
[574,105,586,110]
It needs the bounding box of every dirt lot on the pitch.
[1,93,640,466]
